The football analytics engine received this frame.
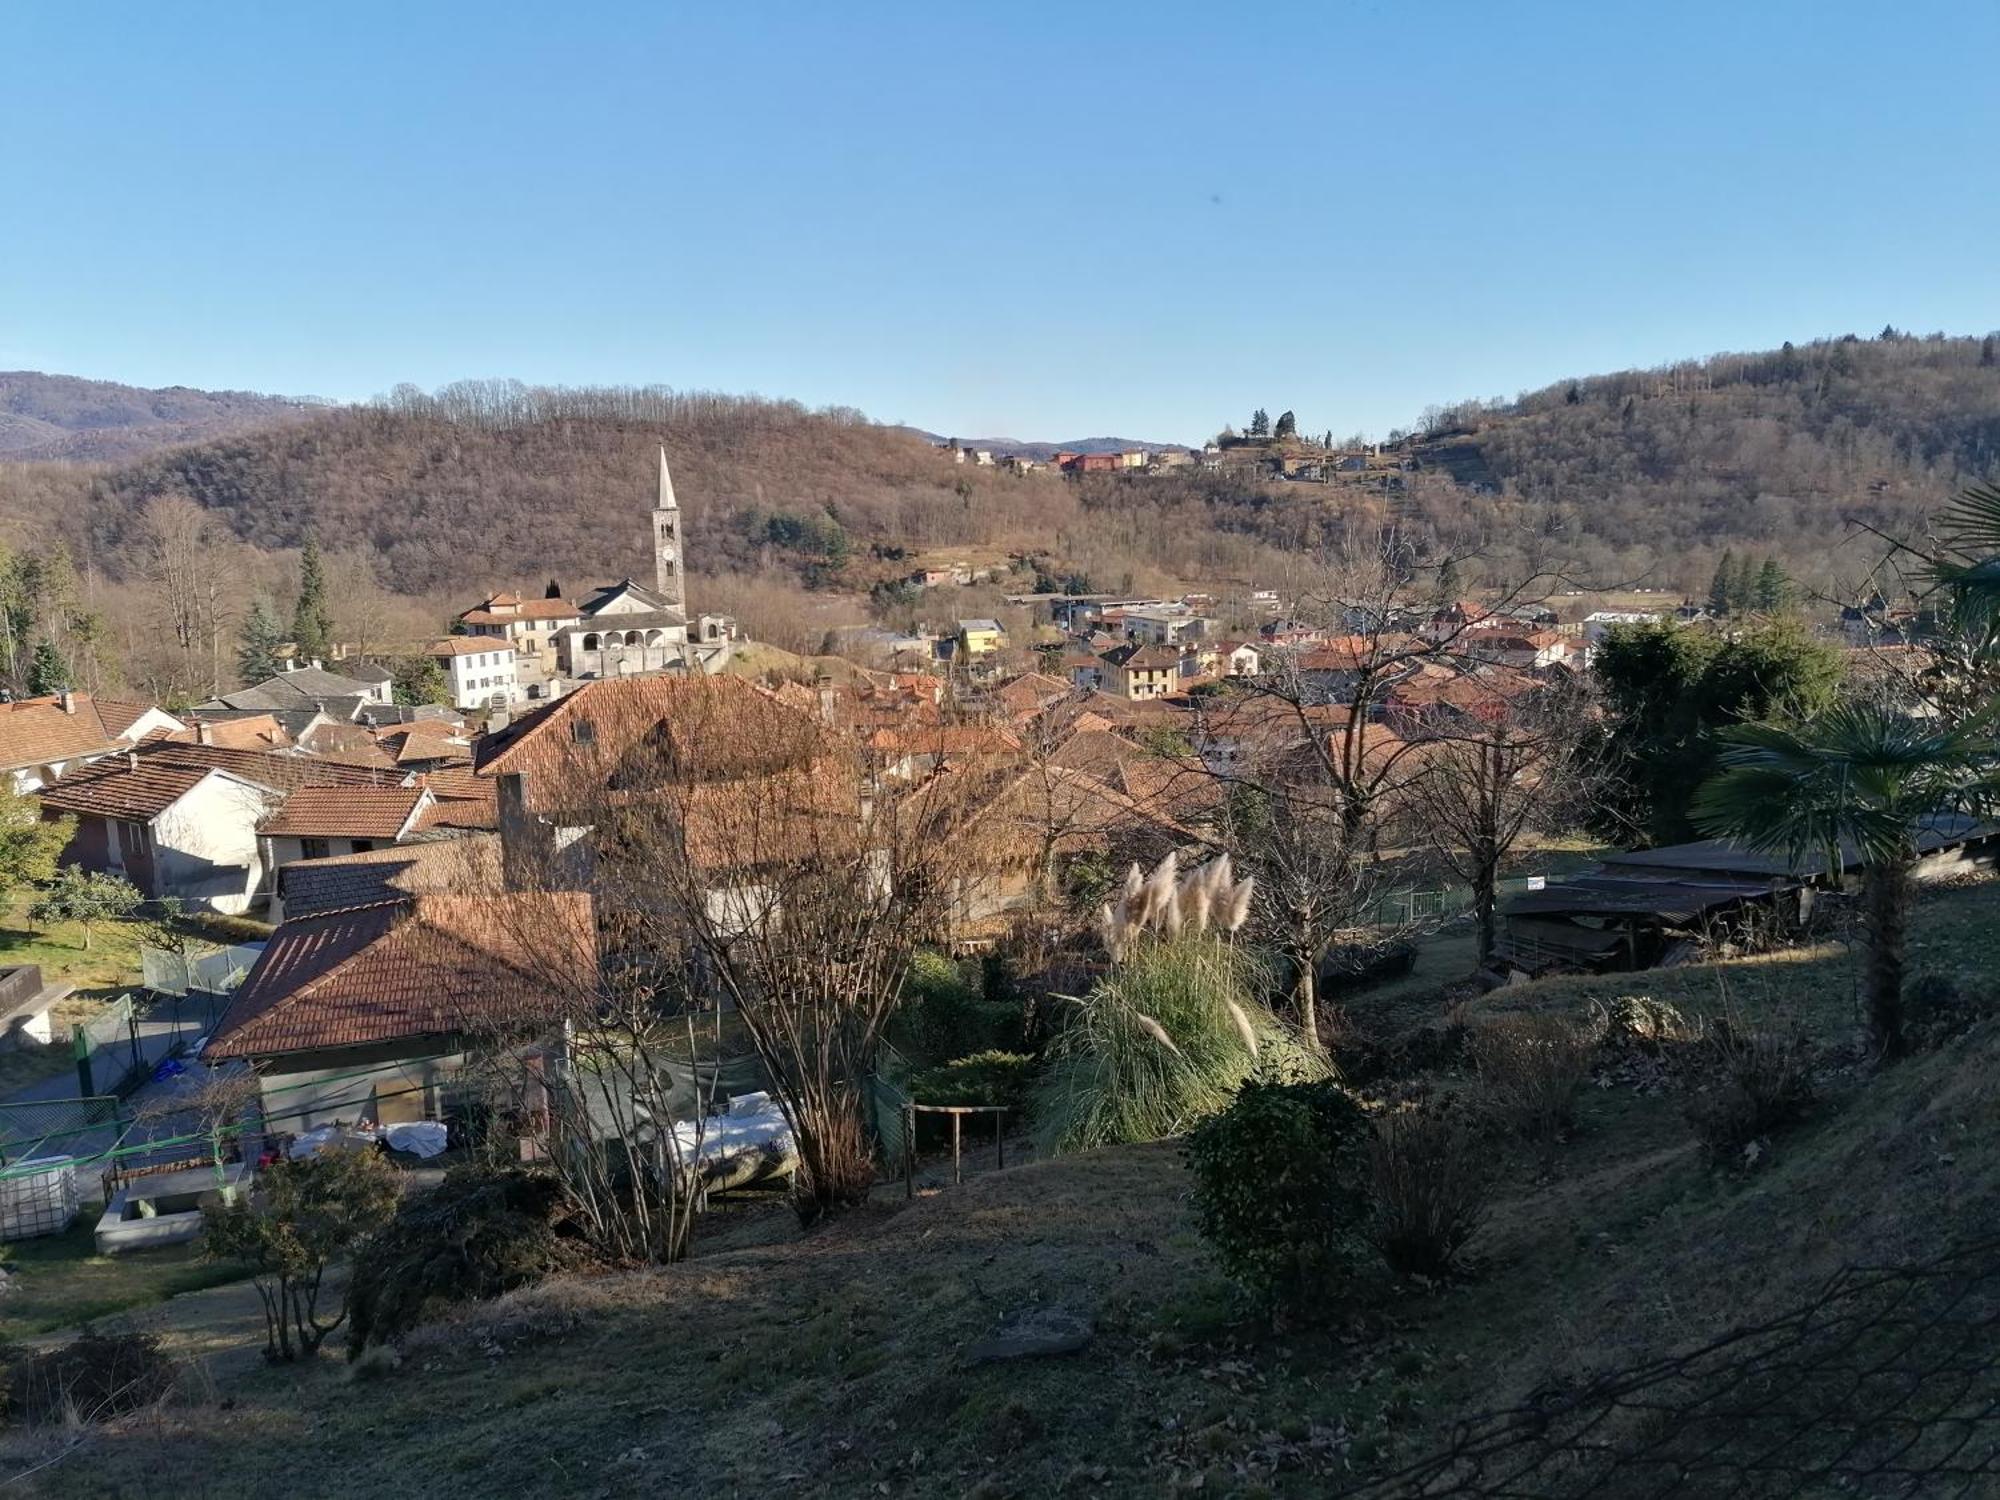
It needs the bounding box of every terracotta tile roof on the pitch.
[168,714,293,751]
[140,741,407,791]
[259,786,429,840]
[277,835,503,918]
[865,724,1021,757]
[205,891,595,1060]
[91,699,172,739]
[430,636,514,658]
[475,675,825,812]
[0,695,131,772]
[37,759,221,822]
[1100,643,1179,672]
[393,733,471,765]
[459,598,578,624]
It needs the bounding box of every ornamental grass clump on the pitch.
[1034,855,1325,1156]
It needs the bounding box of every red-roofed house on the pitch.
[456,593,584,682]
[38,752,285,913]
[205,891,596,1134]
[258,786,436,871]
[0,692,184,794]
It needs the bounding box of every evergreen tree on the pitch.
[1248,408,1270,439]
[545,578,563,598]
[1708,550,1737,615]
[1273,410,1297,440]
[1730,554,1760,613]
[1983,335,1996,368]
[290,536,335,662]
[236,599,285,685]
[27,639,67,697]
[1435,555,1463,603]
[391,657,451,708]
[1753,558,1792,613]
[1565,382,1582,405]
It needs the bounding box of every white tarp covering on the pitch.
[286,1121,449,1160]
[672,1092,796,1190]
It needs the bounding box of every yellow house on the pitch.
[956,618,1006,658]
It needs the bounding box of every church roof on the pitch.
[578,579,679,617]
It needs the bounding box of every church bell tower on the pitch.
[652,445,686,615]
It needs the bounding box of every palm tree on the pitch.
[1936,482,2000,658]
[1691,702,1995,1059]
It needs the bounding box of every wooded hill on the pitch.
[3,332,1997,617]
[0,371,313,463]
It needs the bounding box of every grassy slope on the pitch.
[0,899,148,1096]
[32,883,2000,1498]
[0,1225,245,1342]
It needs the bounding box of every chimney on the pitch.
[126,750,138,771]
[58,691,76,715]
[196,721,214,746]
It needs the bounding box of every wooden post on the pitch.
[995,1110,1005,1170]
[903,1103,915,1200]
[951,1111,962,1186]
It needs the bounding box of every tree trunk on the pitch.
[1474,854,1499,966]
[1861,856,1913,1059]
[1293,954,1320,1053]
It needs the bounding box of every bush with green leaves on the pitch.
[347,1166,595,1355]
[203,1146,402,1362]
[909,1049,1037,1113]
[28,866,141,949]
[1032,935,1325,1156]
[894,948,1024,1063]
[1184,1076,1372,1311]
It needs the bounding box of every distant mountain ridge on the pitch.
[897,428,1187,461]
[0,371,319,462]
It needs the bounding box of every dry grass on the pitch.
[1468,1011,1601,1141]
[1369,1097,1490,1277]
[20,888,2000,1499]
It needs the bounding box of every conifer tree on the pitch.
[236,599,285,685]
[1708,550,1737,615]
[1754,558,1792,613]
[1731,554,1760,613]
[1273,410,1297,440]
[290,536,335,662]
[27,639,67,697]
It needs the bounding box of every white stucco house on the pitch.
[38,753,286,914]
[429,638,523,712]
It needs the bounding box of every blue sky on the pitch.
[5,2,1997,443]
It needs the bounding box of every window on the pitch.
[351,839,376,853]
[570,719,595,745]
[582,634,600,652]
[300,837,331,860]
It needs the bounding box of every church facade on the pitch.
[550,449,738,682]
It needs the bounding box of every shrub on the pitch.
[194,910,277,944]
[1033,936,1325,1156]
[1468,1012,1599,1141]
[895,949,1025,1062]
[1369,1097,1488,1278]
[347,1166,596,1354]
[1682,1024,1815,1165]
[203,1145,402,1362]
[909,1050,1036,1113]
[5,1332,176,1424]
[1184,1077,1371,1312]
